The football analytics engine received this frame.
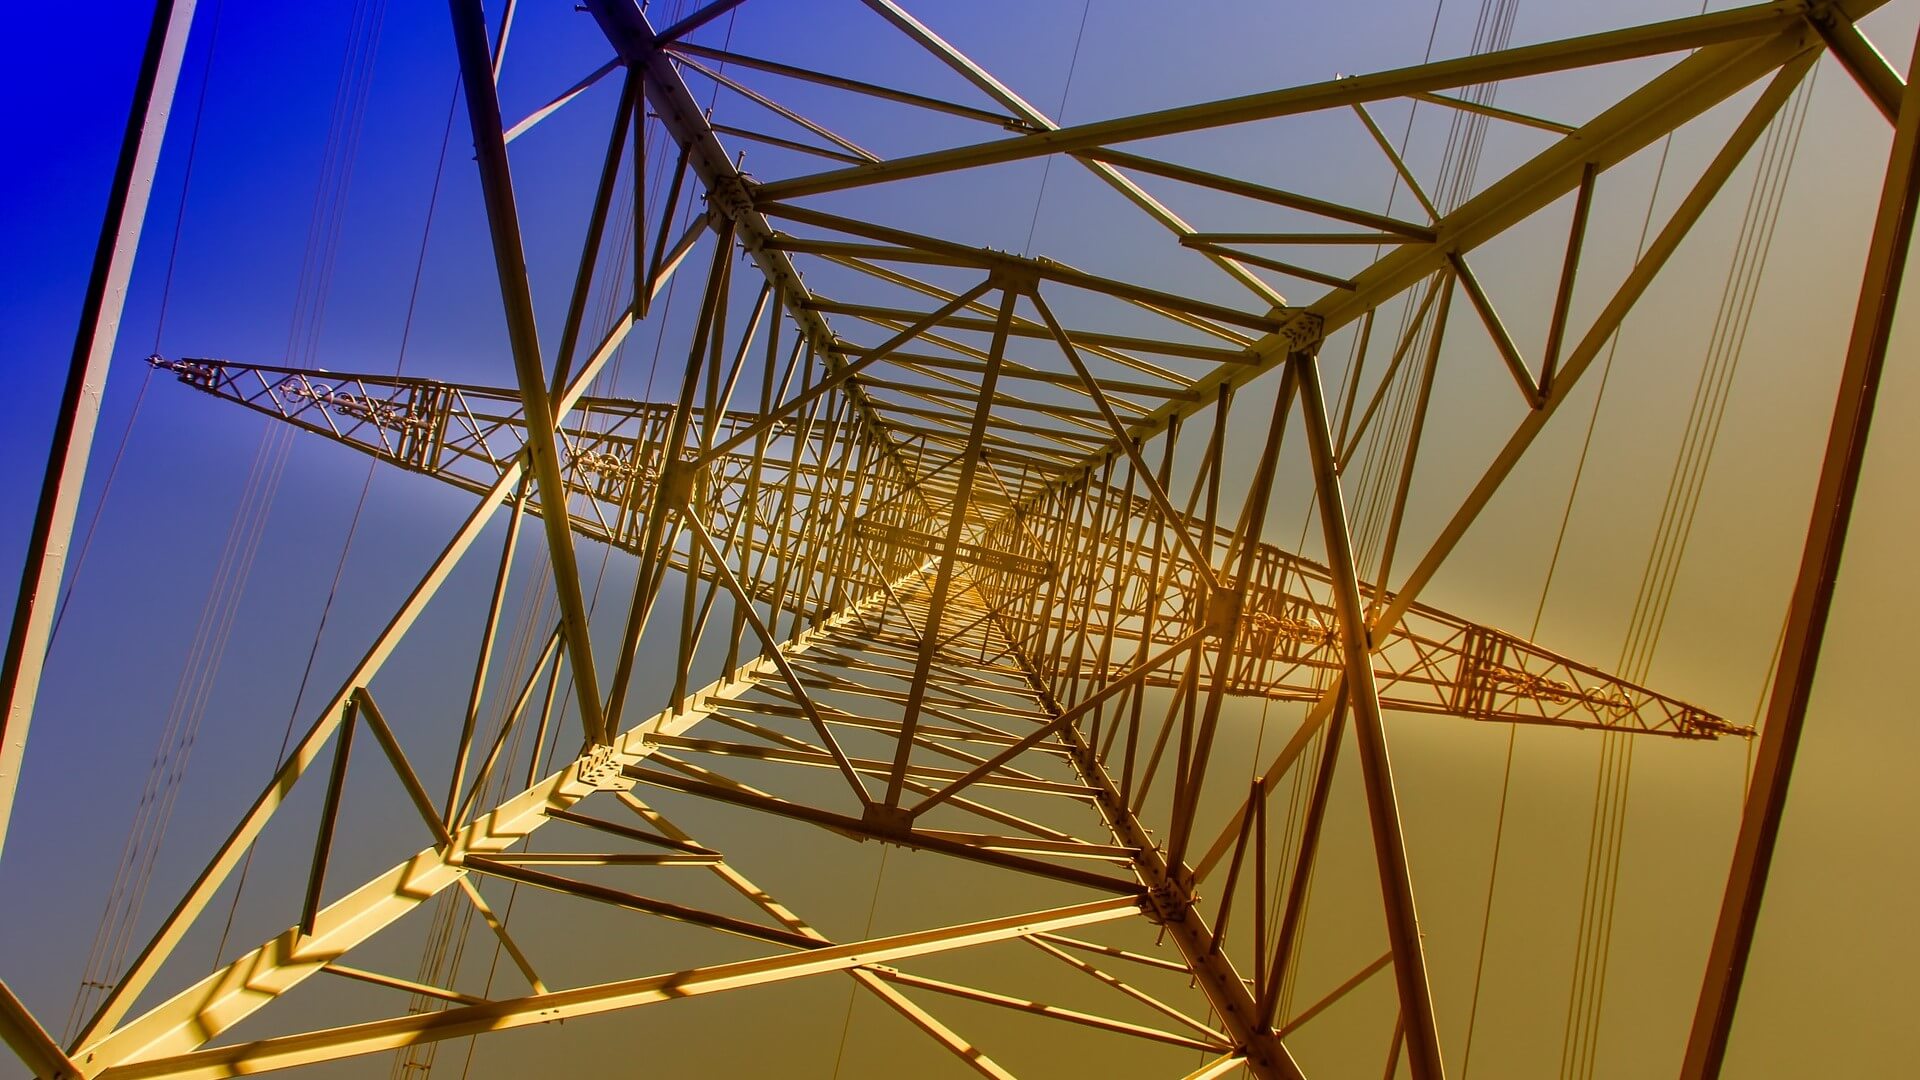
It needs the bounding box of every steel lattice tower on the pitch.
[3,1,1914,1077]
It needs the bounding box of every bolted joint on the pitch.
[1205,587,1243,639]
[1141,881,1195,926]
[149,353,219,390]
[860,803,914,838]
[574,744,632,791]
[707,175,754,221]
[657,457,698,509]
[987,265,1042,295]
[1280,311,1326,352]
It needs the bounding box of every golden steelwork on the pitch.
[2,1,1911,1078]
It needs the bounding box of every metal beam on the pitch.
[1372,51,1816,642]
[0,0,197,862]
[978,13,1843,521]
[757,2,1812,201]
[583,0,925,505]
[1808,5,1904,123]
[885,288,1016,809]
[1294,349,1444,1080]
[1681,23,1920,1079]
[1,979,79,1080]
[69,337,637,1054]
[448,0,606,742]
[76,586,902,1072]
[96,898,1139,1080]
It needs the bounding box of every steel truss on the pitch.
[3,1,1913,1078]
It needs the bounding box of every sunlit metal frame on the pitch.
[2,1,1912,1078]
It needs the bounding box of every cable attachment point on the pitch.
[148,354,219,389]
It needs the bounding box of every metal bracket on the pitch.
[574,744,632,791]
[707,175,754,220]
[987,265,1043,295]
[1205,587,1243,639]
[861,803,914,836]
[658,456,698,508]
[1280,311,1326,352]
[1140,881,1195,926]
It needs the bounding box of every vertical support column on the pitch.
[445,487,526,826]
[1293,348,1445,1080]
[1006,631,1302,1080]
[883,284,1015,813]
[1166,364,1293,873]
[1681,32,1920,1080]
[0,0,198,860]
[449,0,606,743]
[601,217,733,734]
[1262,684,1350,1026]
[1373,273,1452,592]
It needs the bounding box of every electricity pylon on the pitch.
[4,2,1915,1078]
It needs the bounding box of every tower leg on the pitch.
[1681,24,1920,1080]
[0,0,199,862]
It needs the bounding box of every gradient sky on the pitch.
[3,2,1918,1077]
